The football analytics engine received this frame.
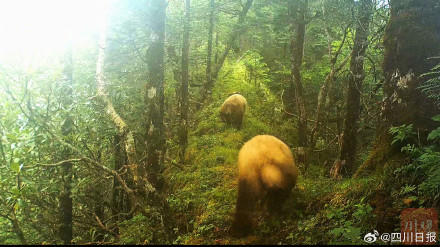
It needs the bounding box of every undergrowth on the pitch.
[117,60,428,245]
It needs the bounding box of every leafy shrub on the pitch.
[388,124,416,145]
[392,115,440,203]
[118,212,167,245]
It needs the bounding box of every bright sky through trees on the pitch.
[0,0,108,58]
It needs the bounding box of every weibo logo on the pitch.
[364,230,379,243]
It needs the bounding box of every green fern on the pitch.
[420,58,440,107]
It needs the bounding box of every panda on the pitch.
[232,135,298,235]
[220,93,247,129]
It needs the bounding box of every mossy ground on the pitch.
[120,62,411,245]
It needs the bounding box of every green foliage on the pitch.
[118,213,165,245]
[427,120,440,141]
[392,119,440,203]
[324,198,374,245]
[329,221,362,245]
[420,59,440,108]
[243,49,270,85]
[389,124,416,145]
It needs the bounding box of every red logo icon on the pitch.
[401,208,438,245]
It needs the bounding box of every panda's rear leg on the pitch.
[266,188,290,215]
[232,179,258,236]
[236,118,243,129]
[234,112,243,129]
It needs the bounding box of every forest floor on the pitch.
[164,62,403,245]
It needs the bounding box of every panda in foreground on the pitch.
[220,92,247,129]
[232,135,298,236]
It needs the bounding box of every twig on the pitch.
[93,213,119,238]
[312,136,339,152]
[189,96,203,106]
[165,156,185,170]
[24,158,83,169]
[101,210,134,224]
[83,241,116,245]
[280,89,296,117]
[281,89,339,139]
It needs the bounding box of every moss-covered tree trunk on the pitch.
[145,0,167,190]
[204,0,215,96]
[330,0,373,179]
[179,0,190,162]
[355,0,440,177]
[96,3,164,214]
[60,41,73,244]
[288,0,308,149]
[214,32,219,67]
[10,210,26,245]
[111,133,129,232]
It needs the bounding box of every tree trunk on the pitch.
[60,41,73,245]
[204,0,215,96]
[179,0,190,162]
[145,0,167,190]
[96,3,158,212]
[10,209,27,245]
[145,1,177,238]
[97,2,175,238]
[289,0,308,148]
[209,0,253,93]
[214,32,219,67]
[355,0,440,177]
[330,0,373,179]
[93,198,105,242]
[111,133,126,232]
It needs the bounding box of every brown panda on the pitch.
[220,93,247,129]
[232,135,298,235]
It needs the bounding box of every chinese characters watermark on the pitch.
[364,208,438,245]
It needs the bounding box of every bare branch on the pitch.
[93,213,119,238]
[24,159,83,169]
